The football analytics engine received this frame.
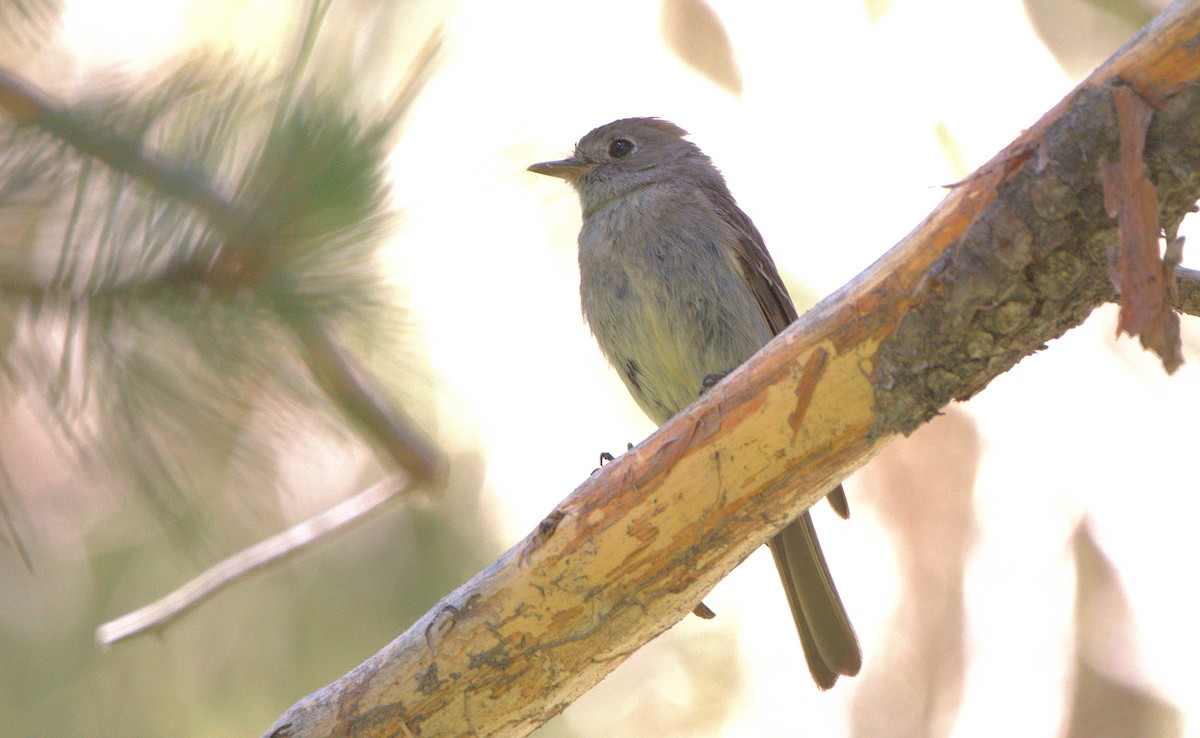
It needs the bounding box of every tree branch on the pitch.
[265,2,1200,736]
[96,474,413,647]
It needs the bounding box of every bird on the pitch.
[529,117,861,689]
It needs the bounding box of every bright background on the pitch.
[3,0,1199,736]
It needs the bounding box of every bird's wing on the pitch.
[699,183,798,336]
[699,184,848,520]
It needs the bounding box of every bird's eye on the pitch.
[608,139,634,158]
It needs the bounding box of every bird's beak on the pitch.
[528,156,591,180]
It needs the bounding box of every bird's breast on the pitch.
[576,194,772,423]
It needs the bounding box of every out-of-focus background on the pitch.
[2,0,1199,736]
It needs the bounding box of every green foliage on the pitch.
[0,6,423,543]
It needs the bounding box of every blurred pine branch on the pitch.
[0,0,62,58]
[0,1,444,561]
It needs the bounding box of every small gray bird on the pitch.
[529,118,861,689]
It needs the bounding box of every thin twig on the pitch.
[383,30,443,128]
[1113,265,1200,318]
[0,459,34,573]
[96,473,412,647]
[288,313,445,483]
